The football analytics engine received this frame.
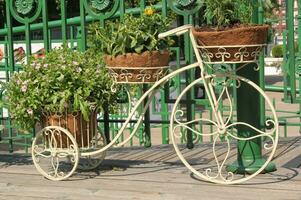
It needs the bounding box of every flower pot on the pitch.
[0,47,3,61]
[42,110,98,148]
[192,25,269,63]
[104,50,170,83]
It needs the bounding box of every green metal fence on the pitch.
[0,0,300,153]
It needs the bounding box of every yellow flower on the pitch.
[144,8,155,16]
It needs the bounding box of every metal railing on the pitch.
[0,0,300,152]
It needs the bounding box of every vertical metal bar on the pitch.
[286,0,296,101]
[60,0,67,44]
[103,105,111,144]
[282,30,289,100]
[42,0,50,51]
[25,23,32,59]
[160,89,169,144]
[5,2,14,72]
[5,1,14,152]
[70,26,74,49]
[283,119,288,137]
[140,0,146,12]
[184,15,194,149]
[119,0,125,19]
[143,84,151,147]
[297,0,301,133]
[258,0,266,134]
[48,29,52,49]
[79,0,86,51]
[162,0,167,17]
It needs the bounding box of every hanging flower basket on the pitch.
[104,50,170,83]
[192,25,269,63]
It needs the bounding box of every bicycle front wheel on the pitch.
[170,73,279,184]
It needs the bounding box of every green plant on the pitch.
[204,0,280,28]
[125,0,161,7]
[271,42,298,58]
[204,0,253,28]
[1,47,117,131]
[88,7,174,56]
[271,44,283,58]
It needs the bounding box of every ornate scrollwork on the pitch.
[167,0,203,16]
[91,0,111,11]
[234,47,249,62]
[82,0,118,19]
[32,126,79,181]
[198,44,265,64]
[176,0,196,7]
[107,66,169,84]
[9,0,42,24]
[15,0,34,15]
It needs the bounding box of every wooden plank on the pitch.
[0,138,300,200]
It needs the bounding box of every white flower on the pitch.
[35,63,41,69]
[27,108,33,115]
[73,61,79,66]
[76,67,82,73]
[44,64,48,68]
[21,85,27,92]
[30,60,37,67]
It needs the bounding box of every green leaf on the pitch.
[134,45,144,54]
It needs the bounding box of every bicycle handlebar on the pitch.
[158,24,193,39]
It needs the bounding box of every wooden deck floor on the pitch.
[0,137,300,200]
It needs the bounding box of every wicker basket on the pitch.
[192,25,269,63]
[42,110,98,148]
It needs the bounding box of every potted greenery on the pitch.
[2,47,117,147]
[88,7,174,83]
[193,0,269,63]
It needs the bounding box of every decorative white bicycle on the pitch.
[32,25,278,184]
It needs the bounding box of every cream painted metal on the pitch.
[31,25,278,184]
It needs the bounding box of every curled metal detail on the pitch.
[198,44,265,64]
[91,0,111,11]
[176,0,196,7]
[15,0,34,15]
[107,66,169,84]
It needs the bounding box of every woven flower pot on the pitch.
[104,50,170,83]
[192,25,269,63]
[42,111,98,148]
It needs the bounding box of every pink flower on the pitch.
[21,85,27,92]
[21,80,29,92]
[27,108,33,115]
